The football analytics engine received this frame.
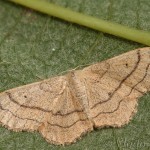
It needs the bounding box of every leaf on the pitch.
[0,0,150,149]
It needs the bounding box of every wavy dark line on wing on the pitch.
[130,63,150,93]
[91,50,141,109]
[5,92,84,116]
[0,103,41,124]
[93,62,150,119]
[47,118,88,129]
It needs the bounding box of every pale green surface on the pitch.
[9,0,150,46]
[0,0,150,150]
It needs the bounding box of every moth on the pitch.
[0,47,149,145]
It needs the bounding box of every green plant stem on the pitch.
[9,0,150,46]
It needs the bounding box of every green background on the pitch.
[0,0,150,149]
